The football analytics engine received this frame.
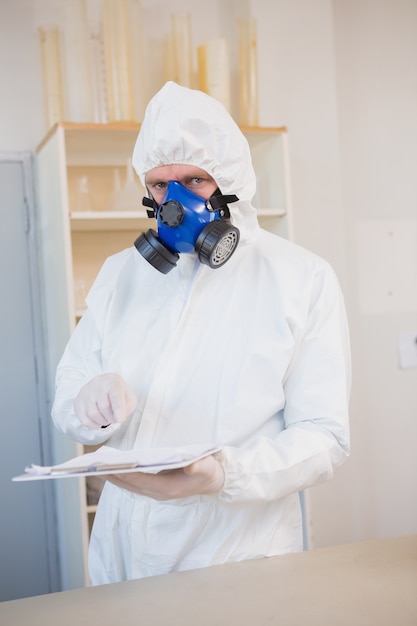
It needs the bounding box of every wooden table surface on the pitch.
[1,534,416,625]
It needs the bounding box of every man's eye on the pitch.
[154,182,167,190]
[191,177,203,184]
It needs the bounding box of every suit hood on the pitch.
[132,81,259,242]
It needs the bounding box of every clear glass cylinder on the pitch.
[74,175,94,212]
[62,0,94,122]
[88,3,108,124]
[163,33,176,83]
[38,25,65,129]
[238,18,259,127]
[111,158,142,211]
[102,0,135,122]
[129,0,146,122]
[171,12,193,88]
[197,38,231,112]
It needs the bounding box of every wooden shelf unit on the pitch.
[36,122,293,588]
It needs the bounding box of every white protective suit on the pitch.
[52,81,351,584]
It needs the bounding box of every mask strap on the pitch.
[142,189,239,218]
[142,195,157,218]
[207,191,239,218]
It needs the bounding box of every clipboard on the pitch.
[12,443,221,481]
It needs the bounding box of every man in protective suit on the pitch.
[52,81,351,584]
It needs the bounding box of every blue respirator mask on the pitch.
[134,181,240,274]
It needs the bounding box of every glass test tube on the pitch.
[88,0,108,123]
[38,25,65,129]
[238,18,259,127]
[62,0,94,122]
[197,38,231,112]
[102,0,135,122]
[171,12,193,88]
[129,0,146,122]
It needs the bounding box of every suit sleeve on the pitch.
[219,264,351,503]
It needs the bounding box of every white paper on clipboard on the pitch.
[12,443,221,482]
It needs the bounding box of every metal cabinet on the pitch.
[0,153,59,600]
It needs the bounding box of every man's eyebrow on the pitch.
[145,176,163,185]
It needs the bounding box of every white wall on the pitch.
[253,0,353,547]
[252,0,417,548]
[0,0,416,553]
[0,0,45,150]
[256,0,347,280]
[331,0,417,542]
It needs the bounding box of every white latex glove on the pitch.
[74,373,138,430]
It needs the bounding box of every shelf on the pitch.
[70,209,286,232]
[38,121,287,149]
[38,123,288,168]
[258,208,286,217]
[36,116,292,588]
[70,211,154,231]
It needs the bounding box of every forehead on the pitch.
[145,164,211,183]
